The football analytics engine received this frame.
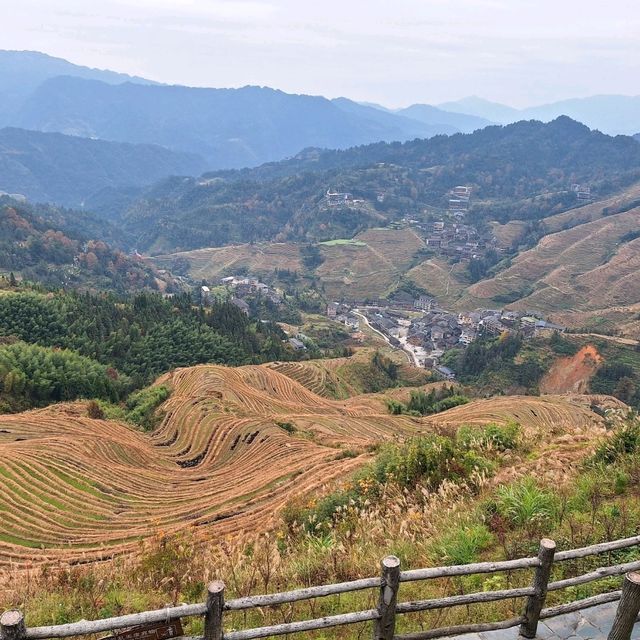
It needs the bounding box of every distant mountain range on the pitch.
[0,50,468,170]
[0,127,206,207]
[0,50,639,183]
[13,77,459,168]
[0,50,156,125]
[438,95,640,136]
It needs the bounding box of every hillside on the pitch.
[153,227,428,300]
[0,360,614,567]
[461,196,640,335]
[0,127,206,208]
[114,118,640,252]
[13,76,450,169]
[0,198,171,291]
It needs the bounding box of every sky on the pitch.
[1,0,639,108]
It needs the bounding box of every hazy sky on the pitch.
[2,0,639,107]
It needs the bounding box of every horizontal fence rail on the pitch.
[2,535,640,640]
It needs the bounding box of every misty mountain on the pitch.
[395,104,493,133]
[437,96,521,124]
[13,76,458,169]
[523,95,640,136]
[331,98,457,136]
[0,127,205,208]
[0,50,155,124]
[439,94,640,136]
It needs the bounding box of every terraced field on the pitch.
[153,242,303,282]
[0,360,616,568]
[462,204,640,331]
[0,362,424,567]
[151,228,426,300]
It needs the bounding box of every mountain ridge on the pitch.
[439,94,640,135]
[0,126,206,207]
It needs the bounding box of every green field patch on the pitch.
[0,465,104,528]
[47,466,116,500]
[320,239,367,247]
[0,532,49,548]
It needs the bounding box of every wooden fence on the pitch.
[3,535,640,640]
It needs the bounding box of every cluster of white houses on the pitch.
[327,299,565,376]
[200,276,283,315]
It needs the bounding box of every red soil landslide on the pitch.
[540,345,603,394]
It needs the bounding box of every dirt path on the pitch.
[352,311,414,364]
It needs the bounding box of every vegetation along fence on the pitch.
[3,536,640,640]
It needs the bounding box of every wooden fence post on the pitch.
[373,555,401,640]
[520,538,556,639]
[204,581,225,640]
[608,572,640,640]
[0,611,26,640]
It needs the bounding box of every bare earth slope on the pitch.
[0,361,616,568]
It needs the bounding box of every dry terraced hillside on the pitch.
[152,228,426,300]
[0,360,618,568]
[462,202,640,333]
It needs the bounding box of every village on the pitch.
[327,184,496,263]
[326,297,565,379]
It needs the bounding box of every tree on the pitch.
[8,272,16,287]
[614,377,636,405]
[87,400,105,419]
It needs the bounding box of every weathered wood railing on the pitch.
[3,535,640,640]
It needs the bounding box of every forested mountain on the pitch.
[0,50,155,125]
[439,94,640,136]
[0,289,295,411]
[104,118,640,253]
[13,76,453,168]
[0,127,206,207]
[0,197,170,292]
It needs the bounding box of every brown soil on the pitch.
[540,345,603,394]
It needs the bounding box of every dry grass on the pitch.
[0,354,617,571]
[463,205,640,323]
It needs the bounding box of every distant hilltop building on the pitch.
[452,185,472,199]
[571,184,592,201]
[326,190,352,206]
[449,185,471,213]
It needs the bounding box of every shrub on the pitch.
[458,421,521,452]
[591,422,640,465]
[86,400,105,419]
[435,523,493,565]
[276,421,297,434]
[372,436,460,488]
[495,478,556,528]
[126,385,171,431]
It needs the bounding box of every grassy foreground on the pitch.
[2,413,640,639]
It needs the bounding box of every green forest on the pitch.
[0,288,297,412]
[109,117,640,252]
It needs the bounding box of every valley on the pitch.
[0,38,639,640]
